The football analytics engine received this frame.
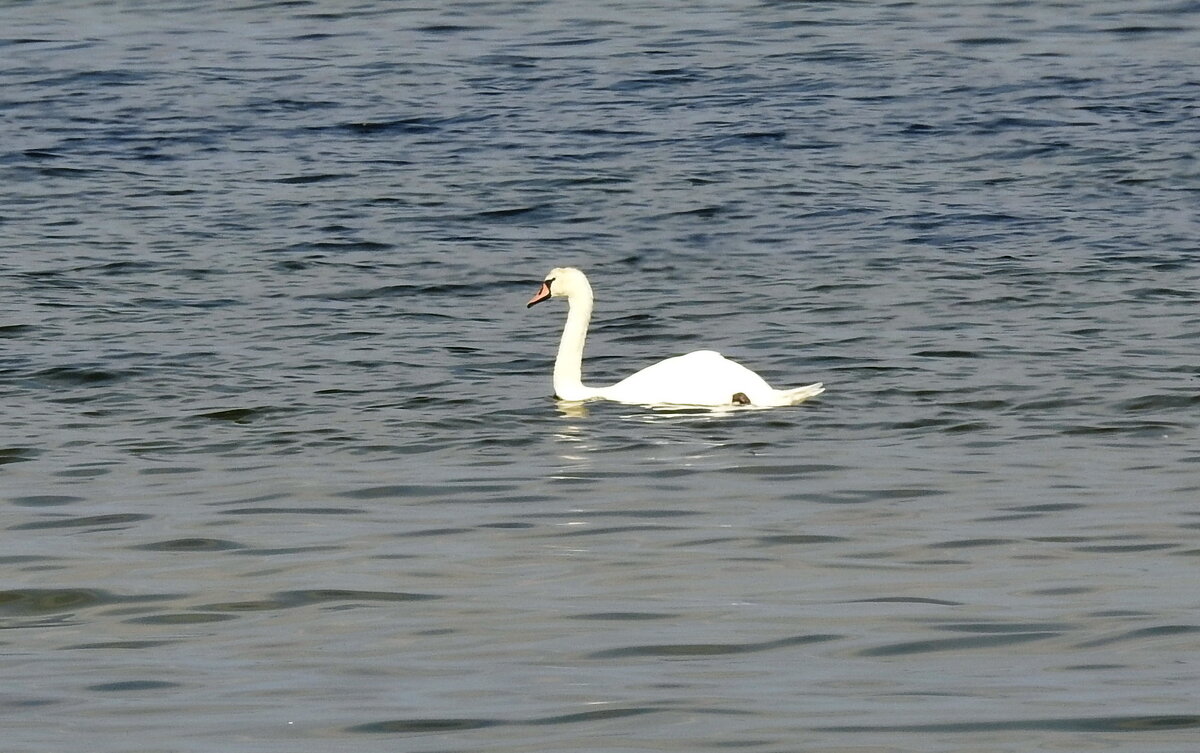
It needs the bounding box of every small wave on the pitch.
[9,513,152,531]
[270,173,351,184]
[0,447,40,466]
[855,631,1057,657]
[132,538,245,552]
[588,633,839,659]
[195,407,271,423]
[955,36,1025,46]
[7,494,83,506]
[87,680,182,692]
[197,590,441,612]
[815,714,1200,734]
[1076,624,1200,649]
[263,240,392,254]
[0,588,169,616]
[0,324,36,337]
[348,706,664,734]
[28,366,135,387]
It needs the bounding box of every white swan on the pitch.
[527,267,824,408]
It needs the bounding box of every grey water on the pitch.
[3,1,1199,751]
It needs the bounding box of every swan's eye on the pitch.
[544,277,555,290]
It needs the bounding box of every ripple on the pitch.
[333,117,444,135]
[756,534,847,546]
[1116,393,1200,411]
[0,324,35,338]
[125,612,237,625]
[347,706,661,734]
[9,514,152,531]
[198,590,441,612]
[349,718,499,733]
[220,506,363,516]
[132,538,245,552]
[4,0,1199,747]
[86,680,181,692]
[816,714,1200,734]
[0,589,169,616]
[65,641,178,650]
[928,538,1018,549]
[852,597,962,606]
[856,632,1058,657]
[1075,624,1200,649]
[569,612,675,621]
[195,407,274,423]
[956,35,1026,46]
[0,447,39,465]
[7,494,84,507]
[588,633,839,659]
[1073,542,1179,553]
[271,173,350,185]
[28,366,134,387]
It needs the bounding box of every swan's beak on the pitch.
[526,281,552,308]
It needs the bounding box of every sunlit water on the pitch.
[2,1,1198,751]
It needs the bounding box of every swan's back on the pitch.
[600,350,778,406]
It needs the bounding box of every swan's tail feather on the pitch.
[779,382,824,405]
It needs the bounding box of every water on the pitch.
[3,1,1199,750]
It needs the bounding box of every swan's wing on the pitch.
[602,350,776,406]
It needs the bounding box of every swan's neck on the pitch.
[554,289,603,401]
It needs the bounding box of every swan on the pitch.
[527,267,824,408]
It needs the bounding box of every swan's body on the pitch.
[527,267,824,408]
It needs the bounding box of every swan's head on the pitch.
[526,267,591,308]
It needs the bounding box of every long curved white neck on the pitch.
[554,286,604,401]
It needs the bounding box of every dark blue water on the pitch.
[3,2,1199,751]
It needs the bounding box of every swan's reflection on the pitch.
[551,399,595,468]
[548,397,750,474]
[555,399,590,420]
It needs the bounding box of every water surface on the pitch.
[2,1,1199,751]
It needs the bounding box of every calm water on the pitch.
[3,1,1199,751]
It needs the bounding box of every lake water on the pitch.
[2,1,1199,751]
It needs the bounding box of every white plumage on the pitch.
[527,267,824,408]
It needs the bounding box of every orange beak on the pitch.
[526,281,552,308]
